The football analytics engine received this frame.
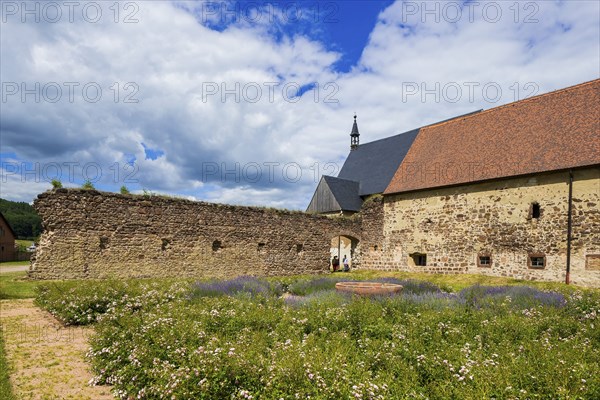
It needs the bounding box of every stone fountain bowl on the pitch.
[335,281,403,296]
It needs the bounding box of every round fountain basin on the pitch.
[335,282,403,296]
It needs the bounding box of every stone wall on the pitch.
[366,168,600,287]
[29,189,360,280]
[356,195,385,270]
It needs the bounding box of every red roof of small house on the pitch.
[384,79,600,194]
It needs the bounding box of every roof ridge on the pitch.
[421,78,600,131]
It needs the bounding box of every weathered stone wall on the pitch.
[356,195,385,270]
[29,189,360,280]
[366,168,600,287]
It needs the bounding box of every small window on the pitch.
[528,254,545,269]
[586,255,600,271]
[212,240,222,252]
[373,245,378,251]
[257,243,266,253]
[411,253,427,266]
[530,202,541,219]
[478,255,492,268]
[296,244,304,254]
[161,238,171,251]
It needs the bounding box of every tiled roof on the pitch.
[385,79,600,195]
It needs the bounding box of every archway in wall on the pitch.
[330,235,359,271]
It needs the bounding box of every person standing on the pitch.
[332,256,340,272]
[343,255,350,272]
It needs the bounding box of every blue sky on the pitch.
[1,0,599,207]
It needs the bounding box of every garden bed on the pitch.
[32,275,600,399]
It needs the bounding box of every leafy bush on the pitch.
[35,280,186,325]
[120,185,130,194]
[51,179,62,189]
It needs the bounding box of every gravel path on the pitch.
[0,299,114,399]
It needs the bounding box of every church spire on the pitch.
[350,113,360,151]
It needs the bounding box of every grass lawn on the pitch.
[0,260,30,268]
[0,330,16,400]
[15,239,34,248]
[0,271,39,300]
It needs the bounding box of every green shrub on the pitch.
[82,180,95,190]
[120,185,130,194]
[50,179,62,189]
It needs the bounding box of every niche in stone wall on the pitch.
[212,240,223,253]
[161,238,171,251]
[257,243,266,253]
[409,253,427,267]
[99,236,109,250]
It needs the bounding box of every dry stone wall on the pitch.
[366,168,600,287]
[29,189,360,280]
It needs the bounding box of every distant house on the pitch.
[0,212,16,262]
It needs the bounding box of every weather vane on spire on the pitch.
[350,113,360,151]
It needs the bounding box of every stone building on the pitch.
[359,79,600,286]
[0,212,17,262]
[306,111,481,270]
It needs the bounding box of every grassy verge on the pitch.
[0,260,30,268]
[15,240,34,248]
[0,271,39,299]
[0,330,16,400]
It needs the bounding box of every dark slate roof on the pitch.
[338,128,420,196]
[322,176,362,211]
[386,79,600,194]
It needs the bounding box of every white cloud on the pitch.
[1,0,598,208]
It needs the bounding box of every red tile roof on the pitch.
[385,79,600,195]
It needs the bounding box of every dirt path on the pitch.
[0,264,30,274]
[0,299,113,399]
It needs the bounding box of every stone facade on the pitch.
[361,168,600,287]
[29,189,360,280]
[29,168,600,287]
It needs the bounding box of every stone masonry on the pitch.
[29,189,360,280]
[362,168,600,287]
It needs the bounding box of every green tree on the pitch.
[0,198,42,240]
[51,179,63,189]
[120,185,130,195]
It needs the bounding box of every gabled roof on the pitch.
[306,176,361,213]
[385,79,600,195]
[338,127,420,196]
[323,176,362,211]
